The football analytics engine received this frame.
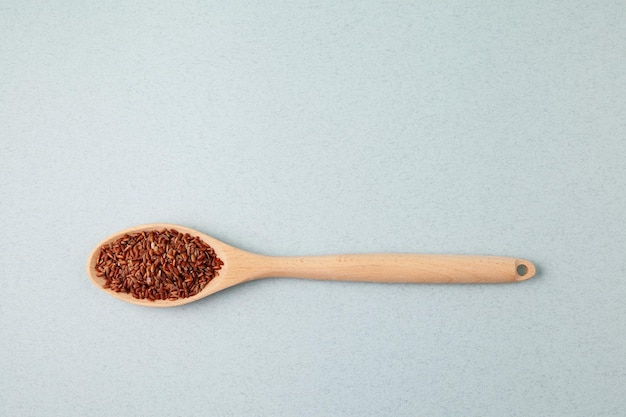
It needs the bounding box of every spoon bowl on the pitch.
[87,224,536,307]
[87,224,258,307]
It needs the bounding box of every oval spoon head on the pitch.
[86,224,251,307]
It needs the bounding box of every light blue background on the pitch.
[1,1,625,416]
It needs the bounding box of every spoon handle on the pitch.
[256,254,535,283]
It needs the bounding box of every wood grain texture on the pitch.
[252,254,535,283]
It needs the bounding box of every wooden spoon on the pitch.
[87,224,536,307]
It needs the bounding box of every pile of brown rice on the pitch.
[95,229,223,301]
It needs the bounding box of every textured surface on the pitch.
[1,1,625,416]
